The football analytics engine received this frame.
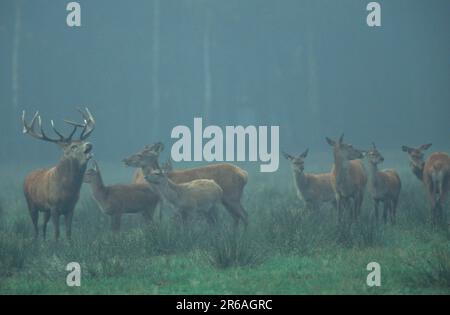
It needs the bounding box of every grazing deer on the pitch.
[402,143,450,225]
[144,165,223,225]
[83,161,159,232]
[363,143,401,224]
[283,149,336,211]
[22,108,95,240]
[123,143,249,226]
[326,134,367,224]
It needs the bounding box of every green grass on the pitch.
[0,160,449,295]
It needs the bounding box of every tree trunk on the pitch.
[203,7,212,121]
[9,0,22,162]
[151,0,161,139]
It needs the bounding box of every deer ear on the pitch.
[419,143,432,151]
[153,142,164,154]
[326,137,335,146]
[282,152,294,161]
[339,133,344,144]
[361,150,368,157]
[300,148,309,158]
[401,145,411,153]
[372,142,377,150]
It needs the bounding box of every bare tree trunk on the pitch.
[306,20,322,140]
[203,7,212,121]
[9,0,22,162]
[151,0,160,139]
[12,1,21,112]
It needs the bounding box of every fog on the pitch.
[0,0,449,167]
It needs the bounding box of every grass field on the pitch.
[0,153,449,295]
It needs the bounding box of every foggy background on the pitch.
[0,0,449,168]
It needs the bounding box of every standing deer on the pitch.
[283,149,336,211]
[363,143,401,224]
[83,161,159,232]
[144,164,223,226]
[326,134,367,224]
[128,142,165,185]
[402,143,450,225]
[123,143,249,226]
[22,108,95,240]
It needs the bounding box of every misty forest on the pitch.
[0,0,449,294]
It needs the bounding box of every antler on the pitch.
[64,107,95,141]
[22,111,65,143]
[22,108,95,144]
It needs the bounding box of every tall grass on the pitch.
[206,225,265,269]
[0,161,448,293]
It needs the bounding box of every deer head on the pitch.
[401,143,431,170]
[122,142,164,170]
[22,108,95,167]
[144,158,170,185]
[326,134,364,161]
[83,160,100,184]
[364,142,385,165]
[282,149,309,173]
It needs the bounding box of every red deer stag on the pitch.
[402,143,449,225]
[22,108,95,240]
[326,134,367,224]
[123,143,249,226]
[363,143,401,224]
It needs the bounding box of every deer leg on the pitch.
[374,199,379,224]
[111,214,121,233]
[141,209,153,223]
[336,195,342,226]
[223,200,248,228]
[389,200,395,225]
[355,192,363,221]
[64,210,74,241]
[353,197,358,222]
[425,181,437,225]
[158,202,163,222]
[383,201,388,225]
[392,197,399,225]
[51,212,60,241]
[42,211,51,240]
[30,208,39,240]
[205,206,218,226]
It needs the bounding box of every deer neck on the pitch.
[158,178,182,207]
[333,150,350,186]
[89,173,107,202]
[293,168,308,191]
[411,162,424,181]
[367,162,380,189]
[55,158,86,194]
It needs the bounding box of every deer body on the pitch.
[365,144,401,224]
[145,169,223,225]
[124,144,248,226]
[294,173,335,207]
[283,149,335,210]
[22,108,95,240]
[402,144,450,225]
[423,152,450,209]
[326,135,367,224]
[84,162,158,232]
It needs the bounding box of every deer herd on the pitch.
[20,109,449,240]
